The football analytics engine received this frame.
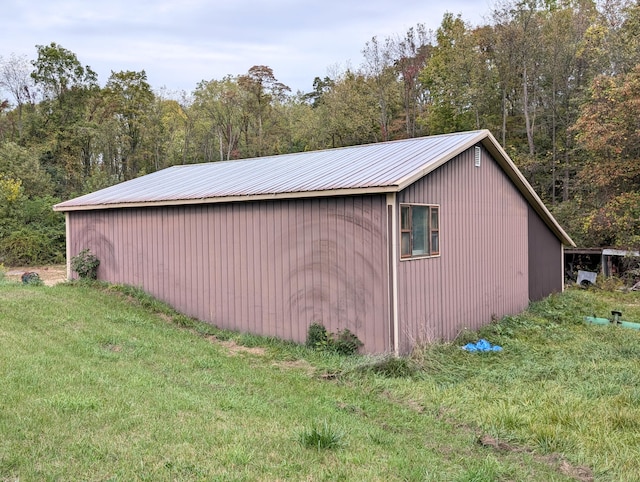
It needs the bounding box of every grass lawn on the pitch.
[1,278,639,481]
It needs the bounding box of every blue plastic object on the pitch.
[462,339,502,352]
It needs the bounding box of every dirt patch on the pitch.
[4,265,67,286]
[382,389,426,413]
[478,434,594,481]
[206,335,267,356]
[205,335,316,374]
[275,359,314,371]
[419,408,595,481]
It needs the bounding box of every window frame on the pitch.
[399,203,440,260]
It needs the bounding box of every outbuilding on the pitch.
[54,130,574,354]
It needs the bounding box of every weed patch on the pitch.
[297,420,345,450]
[306,321,363,355]
[350,354,424,379]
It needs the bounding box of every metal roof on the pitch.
[602,249,640,257]
[53,129,575,246]
[55,130,482,207]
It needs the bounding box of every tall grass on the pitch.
[384,288,640,481]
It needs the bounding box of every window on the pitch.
[400,204,439,259]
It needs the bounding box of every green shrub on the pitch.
[70,249,100,280]
[306,322,330,349]
[332,328,364,355]
[0,226,65,265]
[306,322,363,355]
[0,195,65,266]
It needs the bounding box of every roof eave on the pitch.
[53,185,399,212]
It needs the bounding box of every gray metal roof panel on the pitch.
[55,130,484,209]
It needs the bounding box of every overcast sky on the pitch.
[2,1,491,96]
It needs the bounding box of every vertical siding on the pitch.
[67,195,390,353]
[528,204,563,300]
[396,145,529,353]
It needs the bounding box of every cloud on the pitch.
[1,0,488,94]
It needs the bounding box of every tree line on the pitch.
[1,0,639,265]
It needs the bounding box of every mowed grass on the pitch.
[0,279,639,481]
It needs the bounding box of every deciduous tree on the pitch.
[572,65,640,247]
[29,43,100,195]
[102,70,155,179]
[238,66,290,157]
[0,54,36,139]
[393,25,432,138]
[574,65,640,196]
[361,36,398,141]
[31,42,97,100]
[193,77,244,161]
[420,13,495,134]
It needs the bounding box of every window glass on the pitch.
[400,206,410,230]
[401,232,411,257]
[431,207,439,229]
[411,206,428,255]
[400,204,440,259]
[431,231,439,254]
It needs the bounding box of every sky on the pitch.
[2,0,491,96]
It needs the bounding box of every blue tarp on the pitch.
[462,339,502,352]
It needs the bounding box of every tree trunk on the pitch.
[551,82,557,206]
[502,88,507,147]
[522,65,535,155]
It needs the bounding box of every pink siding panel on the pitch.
[528,204,563,300]
[396,145,529,353]
[67,196,390,353]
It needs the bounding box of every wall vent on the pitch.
[474,146,482,167]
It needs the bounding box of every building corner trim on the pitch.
[65,212,71,281]
[387,193,399,355]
